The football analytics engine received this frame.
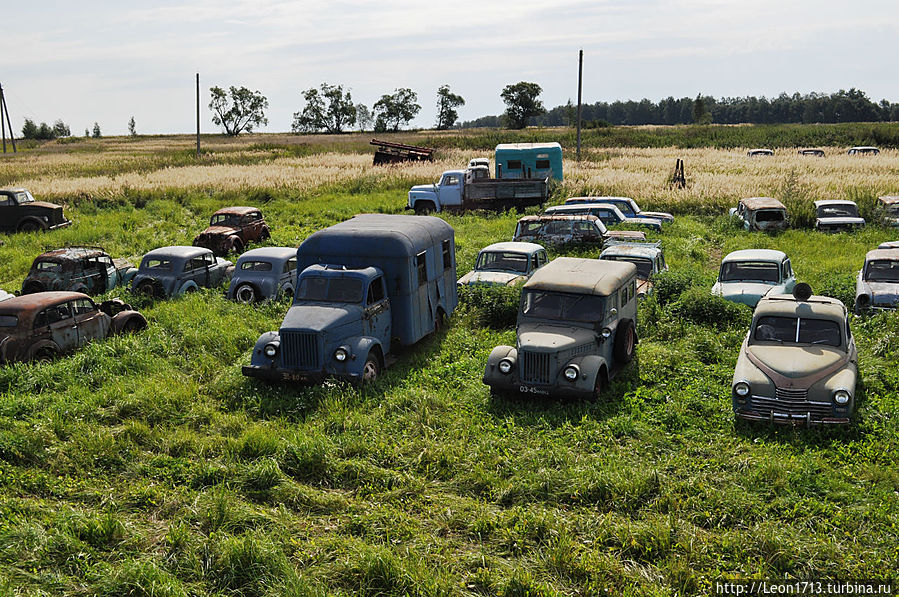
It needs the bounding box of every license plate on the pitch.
[519,385,549,396]
[281,371,311,382]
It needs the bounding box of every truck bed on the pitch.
[462,178,549,211]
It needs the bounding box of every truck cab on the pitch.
[408,169,467,213]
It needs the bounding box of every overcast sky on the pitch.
[2,0,897,136]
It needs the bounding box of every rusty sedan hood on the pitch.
[199,225,239,236]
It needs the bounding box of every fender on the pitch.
[249,331,281,367]
[26,339,61,361]
[334,336,385,377]
[121,267,138,285]
[560,354,608,395]
[111,311,148,334]
[483,345,517,386]
[178,280,199,295]
[18,216,47,231]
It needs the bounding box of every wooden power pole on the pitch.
[0,83,17,153]
[196,73,201,158]
[576,50,583,161]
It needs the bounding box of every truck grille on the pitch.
[520,351,551,385]
[281,331,321,370]
[749,387,832,420]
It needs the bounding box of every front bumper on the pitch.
[242,364,361,384]
[734,408,849,425]
[48,219,72,230]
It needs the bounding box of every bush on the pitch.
[458,284,521,329]
[653,269,706,307]
[671,287,750,330]
[818,273,855,308]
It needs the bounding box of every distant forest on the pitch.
[461,88,899,128]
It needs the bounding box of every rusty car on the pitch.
[131,246,233,298]
[599,241,667,297]
[878,196,899,227]
[457,242,548,287]
[855,247,899,312]
[193,206,270,255]
[0,291,146,363]
[0,187,72,233]
[729,197,788,232]
[227,247,298,303]
[21,247,137,296]
[513,214,645,247]
[814,200,865,232]
[732,284,857,425]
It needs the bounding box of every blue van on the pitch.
[495,142,563,181]
[243,214,457,385]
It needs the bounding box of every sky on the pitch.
[2,0,898,136]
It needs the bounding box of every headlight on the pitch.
[263,342,279,358]
[334,348,348,362]
[600,328,612,339]
[833,389,850,405]
[498,359,513,374]
[42,216,49,222]
[563,365,579,381]
[734,382,750,397]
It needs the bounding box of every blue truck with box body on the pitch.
[494,142,563,181]
[242,214,457,384]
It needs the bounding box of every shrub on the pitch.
[818,273,855,308]
[458,284,521,329]
[653,268,705,307]
[671,287,750,329]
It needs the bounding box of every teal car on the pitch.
[712,249,796,307]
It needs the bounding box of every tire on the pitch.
[122,317,145,333]
[229,238,244,254]
[414,201,436,215]
[361,353,380,384]
[34,347,57,363]
[613,320,636,364]
[17,220,42,233]
[234,283,259,304]
[259,228,271,241]
[434,308,447,333]
[591,369,606,401]
[135,279,163,299]
[22,281,45,295]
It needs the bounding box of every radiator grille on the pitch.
[281,331,321,370]
[749,387,832,420]
[520,351,551,385]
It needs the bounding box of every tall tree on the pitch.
[21,119,38,139]
[209,85,269,136]
[501,82,545,129]
[356,104,373,132]
[373,88,421,131]
[92,122,102,138]
[128,116,137,136]
[692,94,711,124]
[435,85,464,130]
[52,120,70,137]
[292,83,356,133]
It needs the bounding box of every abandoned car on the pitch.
[457,242,548,287]
[483,257,638,399]
[747,148,774,157]
[855,247,899,312]
[193,206,270,255]
[0,187,72,233]
[712,249,796,308]
[227,247,298,303]
[814,200,865,232]
[729,197,788,232]
[513,214,646,246]
[0,292,146,363]
[544,203,663,232]
[564,196,674,224]
[798,149,825,157]
[243,214,457,385]
[732,284,857,425]
[131,246,233,298]
[21,247,136,296]
[847,146,879,155]
[878,196,899,227]
[599,241,667,297]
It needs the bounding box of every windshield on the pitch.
[865,260,899,282]
[521,290,605,323]
[719,261,780,283]
[603,256,652,278]
[753,316,842,347]
[817,204,859,218]
[476,251,529,273]
[240,260,273,271]
[516,222,542,236]
[297,276,363,303]
[141,258,172,271]
[14,191,35,204]
[615,201,637,216]
[211,214,241,227]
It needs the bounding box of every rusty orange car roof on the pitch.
[213,206,260,216]
[0,291,90,315]
[36,247,108,261]
[740,197,786,210]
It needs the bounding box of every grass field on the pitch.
[1,130,898,596]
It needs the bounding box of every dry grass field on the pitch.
[0,129,897,596]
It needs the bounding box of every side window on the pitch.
[100,256,113,268]
[367,277,385,304]
[619,287,627,307]
[630,280,636,301]
[284,258,297,275]
[536,159,550,169]
[783,259,792,279]
[38,302,72,327]
[443,174,460,186]
[442,240,452,269]
[508,160,522,170]
[204,253,215,267]
[609,290,619,312]
[416,251,427,286]
[183,259,195,273]
[72,298,95,315]
[0,195,10,207]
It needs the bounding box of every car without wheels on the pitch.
[0,292,146,364]
[747,148,774,157]
[814,200,865,232]
[228,247,298,303]
[729,197,788,232]
[513,214,645,247]
[544,203,663,233]
[483,257,638,399]
[193,207,270,256]
[878,196,899,227]
[732,284,857,425]
[712,249,796,308]
[564,196,674,224]
[457,242,548,287]
[855,248,899,312]
[847,146,879,155]
[0,187,72,233]
[798,149,825,157]
[131,246,233,298]
[21,247,136,296]
[599,241,667,297]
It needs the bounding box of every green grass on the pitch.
[1,144,898,595]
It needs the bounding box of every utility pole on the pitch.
[196,73,201,158]
[0,83,16,153]
[576,50,583,161]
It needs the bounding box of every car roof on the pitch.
[213,206,260,216]
[546,203,623,214]
[518,214,600,223]
[865,248,899,261]
[748,148,774,154]
[566,196,633,203]
[756,293,846,319]
[600,244,660,259]
[878,195,899,205]
[740,197,786,210]
[143,245,211,259]
[236,247,297,262]
[0,187,28,193]
[849,146,878,150]
[300,264,380,280]
[814,199,857,207]
[722,249,787,263]
[479,241,545,254]
[523,257,636,297]
[36,247,108,261]
[0,291,90,314]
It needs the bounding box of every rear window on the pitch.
[142,258,172,271]
[240,260,273,271]
[719,261,780,283]
[35,260,63,271]
[0,315,17,327]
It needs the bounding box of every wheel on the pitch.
[613,320,636,364]
[229,238,244,254]
[259,228,271,241]
[22,281,45,295]
[234,283,259,304]
[122,317,145,333]
[135,279,163,299]
[434,308,447,333]
[591,369,605,401]
[361,353,380,384]
[414,201,436,215]
[17,220,41,233]
[183,285,198,294]
[34,347,57,363]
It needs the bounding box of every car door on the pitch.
[82,257,106,293]
[98,255,117,291]
[363,275,391,343]
[72,298,106,346]
[280,257,297,294]
[0,193,14,231]
[41,301,78,352]
[437,173,462,208]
